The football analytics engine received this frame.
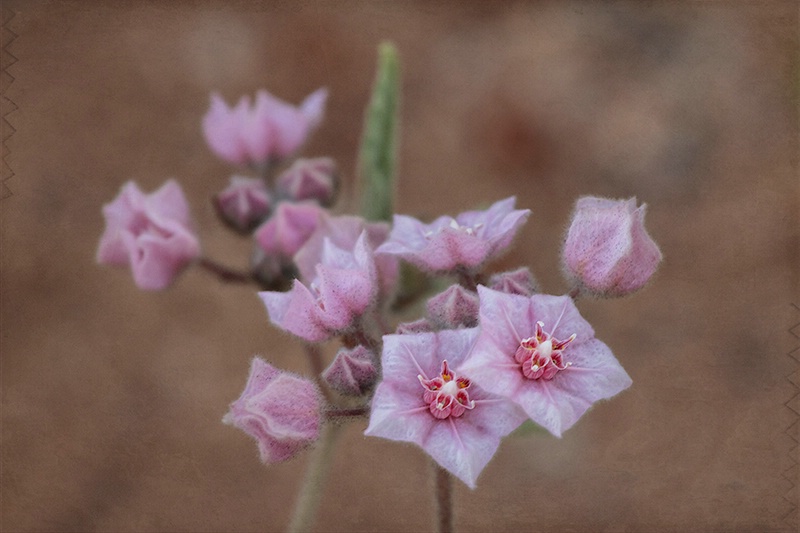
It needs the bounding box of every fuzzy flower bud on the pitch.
[223,357,322,464]
[97,180,200,290]
[426,284,479,329]
[214,175,272,233]
[322,346,378,396]
[395,318,435,334]
[562,197,662,297]
[275,157,338,207]
[488,267,539,296]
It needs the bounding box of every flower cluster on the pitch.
[97,51,662,531]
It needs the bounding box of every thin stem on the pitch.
[304,344,334,404]
[198,257,255,285]
[434,463,453,533]
[456,269,478,292]
[287,423,342,533]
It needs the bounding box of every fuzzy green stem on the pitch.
[287,423,343,533]
[434,464,453,533]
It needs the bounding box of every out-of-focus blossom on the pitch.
[294,213,398,299]
[202,88,327,166]
[254,202,324,260]
[461,286,632,438]
[366,328,526,489]
[376,197,530,273]
[259,232,378,342]
[562,196,662,297]
[322,345,378,396]
[275,157,338,207]
[214,175,272,232]
[395,318,435,335]
[97,180,200,290]
[223,357,321,464]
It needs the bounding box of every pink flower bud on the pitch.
[202,88,327,167]
[97,180,200,290]
[322,346,377,396]
[562,197,662,297]
[254,202,324,259]
[426,284,479,329]
[488,267,539,296]
[223,357,322,464]
[275,157,338,207]
[395,318,435,334]
[214,175,272,233]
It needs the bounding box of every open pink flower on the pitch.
[460,286,632,438]
[376,197,530,273]
[202,88,327,166]
[223,357,321,464]
[294,213,398,300]
[365,328,526,488]
[562,196,662,297]
[259,232,378,342]
[97,180,200,290]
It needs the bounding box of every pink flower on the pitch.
[275,157,338,207]
[460,286,632,438]
[365,328,526,488]
[294,213,398,300]
[214,175,272,232]
[426,284,479,329]
[254,202,324,259]
[223,357,321,464]
[259,232,378,342]
[202,88,327,166]
[562,196,662,297]
[97,180,200,290]
[488,267,539,297]
[376,197,530,273]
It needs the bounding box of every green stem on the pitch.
[287,423,342,533]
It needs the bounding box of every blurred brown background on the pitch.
[2,1,798,531]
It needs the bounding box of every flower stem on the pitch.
[198,257,255,285]
[434,463,454,533]
[325,407,368,419]
[304,344,335,404]
[287,423,342,533]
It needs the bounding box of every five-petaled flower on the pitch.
[365,328,526,489]
[202,88,327,167]
[376,197,530,274]
[460,286,632,438]
[97,180,200,290]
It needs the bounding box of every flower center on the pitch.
[514,321,576,380]
[424,219,484,239]
[418,360,475,420]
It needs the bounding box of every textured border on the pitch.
[785,302,800,528]
[1,6,17,200]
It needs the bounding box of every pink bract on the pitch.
[202,88,327,166]
[562,196,662,297]
[375,197,530,273]
[223,357,321,464]
[97,180,200,290]
[460,286,632,438]
[259,231,378,342]
[365,328,526,489]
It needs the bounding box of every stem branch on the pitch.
[198,257,255,285]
